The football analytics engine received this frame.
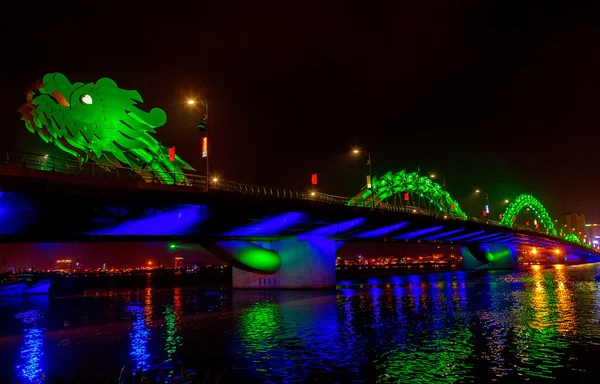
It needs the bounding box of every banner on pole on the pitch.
[202,137,208,158]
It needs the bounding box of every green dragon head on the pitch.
[18,72,194,183]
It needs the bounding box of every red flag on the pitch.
[482,210,487,217]
[311,173,317,185]
[450,203,455,210]
[404,192,409,201]
[499,214,503,219]
[169,146,175,162]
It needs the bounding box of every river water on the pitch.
[2,264,600,383]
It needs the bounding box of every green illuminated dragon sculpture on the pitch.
[18,72,194,184]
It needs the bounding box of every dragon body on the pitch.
[18,72,194,184]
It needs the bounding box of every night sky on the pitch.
[2,0,600,220]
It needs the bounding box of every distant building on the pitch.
[56,259,72,272]
[561,213,586,242]
[585,223,600,248]
[174,257,184,269]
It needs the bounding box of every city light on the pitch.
[147,261,152,265]
[212,177,219,183]
[475,189,481,193]
[186,99,195,105]
[430,174,436,178]
[504,199,509,203]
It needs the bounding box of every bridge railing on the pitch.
[0,149,481,218]
[0,149,210,186]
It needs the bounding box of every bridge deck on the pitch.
[1,152,598,259]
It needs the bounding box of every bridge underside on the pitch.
[1,168,600,288]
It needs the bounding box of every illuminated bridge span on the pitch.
[1,150,598,289]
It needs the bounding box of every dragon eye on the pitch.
[80,94,93,105]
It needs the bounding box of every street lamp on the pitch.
[475,189,490,216]
[352,148,373,207]
[187,98,210,190]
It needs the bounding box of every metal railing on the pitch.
[0,149,207,186]
[0,149,460,217]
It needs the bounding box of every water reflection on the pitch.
[376,274,474,383]
[15,310,45,384]
[127,303,151,373]
[163,287,183,363]
[235,292,356,382]
[554,265,576,335]
[238,300,281,356]
[513,265,570,379]
[3,265,600,383]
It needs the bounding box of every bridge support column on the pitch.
[461,244,518,270]
[208,236,342,289]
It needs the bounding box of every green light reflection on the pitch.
[376,277,474,383]
[163,305,182,363]
[512,266,571,379]
[238,301,281,357]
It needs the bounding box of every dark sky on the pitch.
[2,0,600,220]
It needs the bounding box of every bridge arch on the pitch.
[499,194,556,234]
[564,232,582,245]
[347,170,468,220]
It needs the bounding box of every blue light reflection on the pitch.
[127,303,151,373]
[353,222,409,239]
[300,218,366,237]
[224,212,303,236]
[395,226,444,239]
[88,204,207,235]
[15,310,45,384]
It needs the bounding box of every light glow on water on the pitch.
[127,303,151,373]
[5,264,600,382]
[15,310,45,384]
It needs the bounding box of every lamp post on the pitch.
[187,99,210,190]
[475,189,490,216]
[352,148,373,207]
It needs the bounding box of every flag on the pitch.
[169,146,175,162]
[311,173,317,185]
